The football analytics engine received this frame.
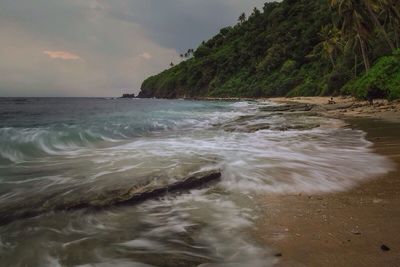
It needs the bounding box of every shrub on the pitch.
[344,50,400,100]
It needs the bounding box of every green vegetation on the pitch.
[139,0,400,100]
[343,50,400,100]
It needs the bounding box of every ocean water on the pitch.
[0,98,393,267]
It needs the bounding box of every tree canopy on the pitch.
[139,0,400,100]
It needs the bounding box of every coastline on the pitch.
[268,96,400,123]
[180,95,400,123]
[255,98,400,266]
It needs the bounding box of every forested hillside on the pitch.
[139,0,400,100]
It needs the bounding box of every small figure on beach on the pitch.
[367,95,374,105]
[328,97,336,105]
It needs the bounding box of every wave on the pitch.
[1,99,393,195]
[0,99,394,267]
[0,99,393,195]
[111,118,393,194]
[0,127,115,164]
[0,101,254,164]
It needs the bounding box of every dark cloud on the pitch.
[108,0,267,52]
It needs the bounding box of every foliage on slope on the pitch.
[139,0,397,99]
[343,50,400,100]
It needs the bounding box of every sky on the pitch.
[0,0,268,97]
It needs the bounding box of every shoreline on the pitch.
[176,95,400,123]
[254,106,400,266]
[177,95,400,123]
[267,96,400,123]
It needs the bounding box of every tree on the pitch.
[331,0,374,71]
[318,25,343,69]
[238,13,246,24]
[344,33,363,77]
[363,0,396,50]
[252,7,261,17]
[381,0,400,48]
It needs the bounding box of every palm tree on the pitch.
[381,0,400,48]
[318,25,343,69]
[252,7,261,17]
[363,0,396,50]
[331,0,374,71]
[343,34,364,77]
[238,13,246,24]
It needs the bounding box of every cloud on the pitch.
[43,50,81,60]
[0,12,179,97]
[87,0,106,11]
[106,0,268,52]
[0,0,268,97]
[140,52,152,60]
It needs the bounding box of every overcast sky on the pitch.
[0,0,268,97]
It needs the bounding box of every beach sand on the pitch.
[269,96,400,123]
[256,101,400,266]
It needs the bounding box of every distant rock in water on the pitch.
[121,93,136,98]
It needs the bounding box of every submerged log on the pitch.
[0,170,221,226]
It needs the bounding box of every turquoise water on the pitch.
[0,98,393,266]
[0,98,237,164]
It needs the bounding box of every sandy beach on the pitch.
[257,98,400,266]
[269,96,400,123]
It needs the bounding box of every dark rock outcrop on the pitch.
[0,170,221,226]
[121,93,136,98]
[217,108,320,133]
[260,103,315,112]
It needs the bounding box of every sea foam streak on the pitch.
[0,98,393,266]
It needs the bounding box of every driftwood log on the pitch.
[0,170,221,226]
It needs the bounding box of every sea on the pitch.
[0,97,393,267]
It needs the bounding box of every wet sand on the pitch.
[257,119,400,266]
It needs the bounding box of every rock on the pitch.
[221,120,271,133]
[381,244,390,251]
[245,123,271,132]
[322,103,354,111]
[0,170,222,226]
[260,103,315,112]
[222,121,319,133]
[121,93,136,98]
[351,228,362,235]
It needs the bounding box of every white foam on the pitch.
[103,119,392,194]
[0,100,394,267]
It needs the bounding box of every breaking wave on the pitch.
[0,98,394,267]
